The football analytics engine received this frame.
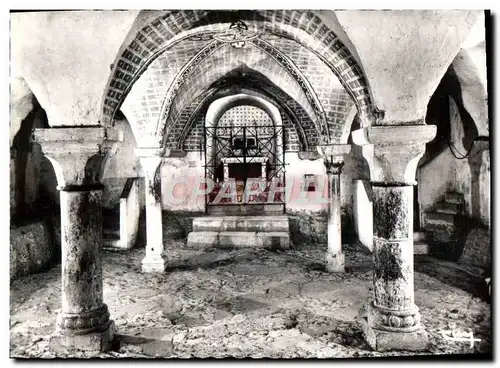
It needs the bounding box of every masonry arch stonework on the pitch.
[101,10,374,128]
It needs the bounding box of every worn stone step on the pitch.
[192,216,289,232]
[439,201,463,213]
[218,231,259,248]
[425,211,456,225]
[219,231,290,250]
[207,204,284,215]
[445,192,464,205]
[414,241,429,255]
[103,232,120,248]
[186,231,289,250]
[103,228,120,237]
[413,231,426,242]
[435,207,460,215]
[186,231,219,249]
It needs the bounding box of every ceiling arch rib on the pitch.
[250,38,328,139]
[156,37,327,143]
[260,35,356,141]
[206,94,282,129]
[101,10,373,125]
[157,43,322,147]
[120,37,215,146]
[172,84,309,151]
[154,39,226,138]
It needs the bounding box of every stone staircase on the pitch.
[102,208,121,248]
[425,192,465,225]
[413,231,429,255]
[424,191,466,260]
[187,215,290,250]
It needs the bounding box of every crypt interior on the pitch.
[9,10,491,358]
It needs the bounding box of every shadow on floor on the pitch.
[165,249,260,272]
[414,255,489,301]
[113,334,173,357]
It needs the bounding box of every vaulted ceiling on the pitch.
[117,10,361,149]
[11,10,480,131]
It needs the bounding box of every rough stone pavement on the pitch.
[10,241,491,359]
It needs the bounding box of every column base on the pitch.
[359,302,428,351]
[49,320,115,353]
[142,254,167,273]
[326,251,345,273]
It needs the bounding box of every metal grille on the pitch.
[203,124,286,209]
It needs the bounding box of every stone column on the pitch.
[136,148,166,272]
[319,145,351,273]
[352,124,436,351]
[275,126,284,181]
[33,127,121,352]
[205,126,216,181]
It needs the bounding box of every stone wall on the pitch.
[287,210,327,247]
[10,217,61,280]
[417,148,455,219]
[101,117,141,209]
[10,92,59,221]
[459,227,491,269]
[418,88,490,229]
[158,148,368,221]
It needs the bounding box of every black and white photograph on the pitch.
[7,7,493,361]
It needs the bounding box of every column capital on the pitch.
[317,144,351,158]
[352,125,437,185]
[137,154,164,180]
[324,157,345,175]
[318,144,351,175]
[33,127,122,190]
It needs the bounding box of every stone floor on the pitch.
[10,241,491,359]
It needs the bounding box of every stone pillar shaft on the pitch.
[327,172,341,249]
[353,124,436,352]
[144,167,163,255]
[33,127,121,352]
[372,185,415,310]
[136,149,166,273]
[325,161,345,272]
[59,189,104,314]
[319,144,350,273]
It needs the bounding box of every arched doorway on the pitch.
[204,94,285,215]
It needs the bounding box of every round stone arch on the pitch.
[100,10,374,127]
[175,86,310,151]
[204,94,284,180]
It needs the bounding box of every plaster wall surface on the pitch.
[10,77,34,146]
[417,94,490,228]
[10,11,139,125]
[334,10,480,123]
[160,152,206,212]
[417,148,456,217]
[102,118,141,209]
[452,48,488,137]
[10,99,57,218]
[353,180,373,252]
[449,97,490,226]
[158,149,368,218]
